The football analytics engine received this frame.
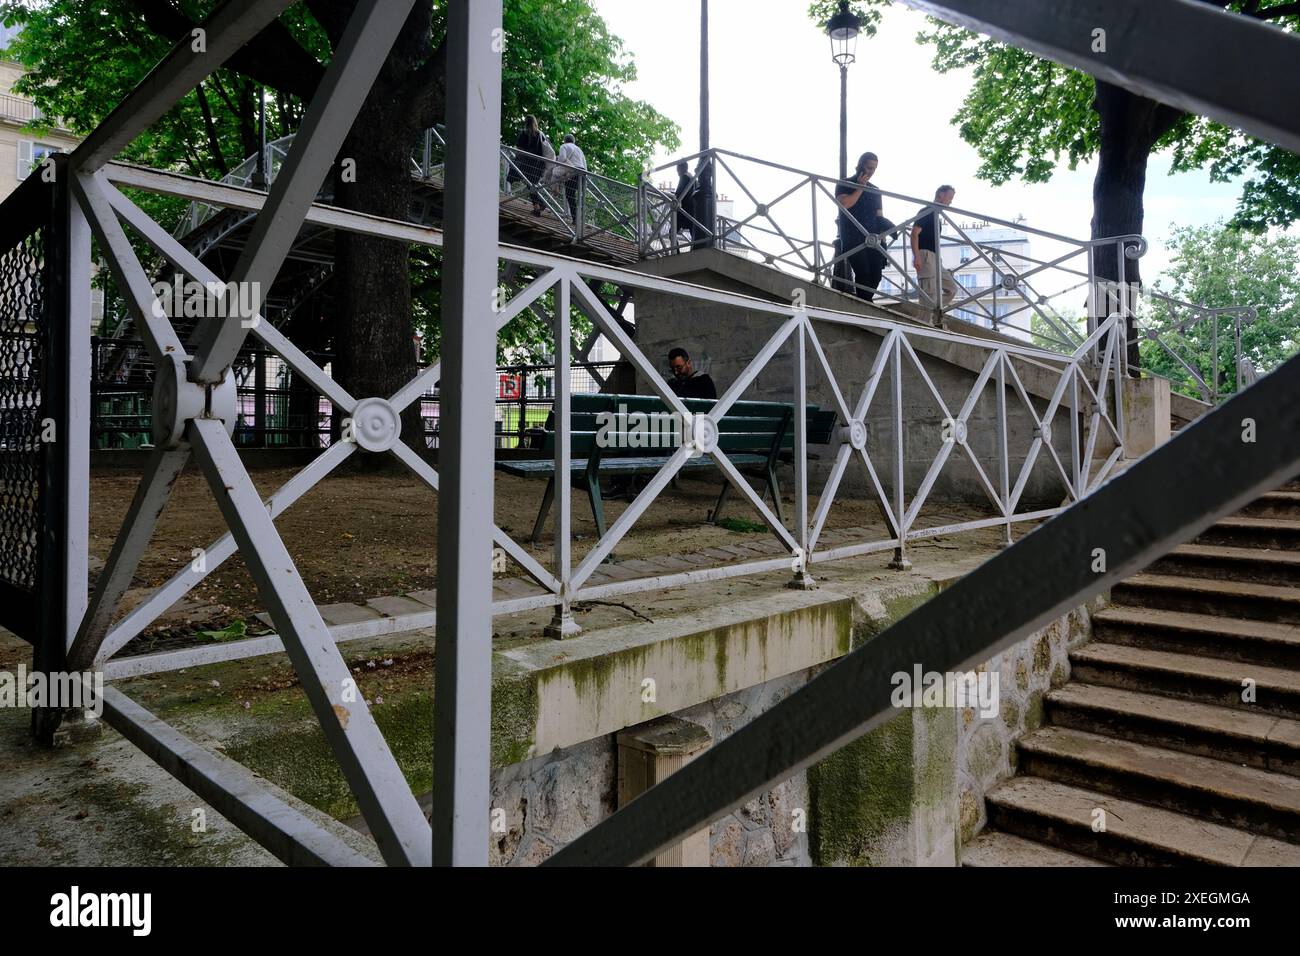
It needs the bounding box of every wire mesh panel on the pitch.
[0,216,48,594]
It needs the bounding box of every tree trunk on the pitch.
[332,92,425,457]
[1089,81,1183,371]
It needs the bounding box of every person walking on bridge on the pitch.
[513,115,548,216]
[912,185,959,318]
[554,134,588,226]
[835,151,896,302]
[673,161,696,248]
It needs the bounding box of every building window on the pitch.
[17,141,61,181]
[957,273,979,290]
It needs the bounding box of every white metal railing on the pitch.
[175,125,644,253]
[93,154,1131,673]
[638,149,1166,352]
[1127,288,1259,403]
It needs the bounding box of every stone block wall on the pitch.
[955,595,1106,846]
[487,669,817,866]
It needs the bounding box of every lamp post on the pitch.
[699,0,715,249]
[828,1,861,181]
[827,1,860,290]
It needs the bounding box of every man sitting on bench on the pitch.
[667,347,717,399]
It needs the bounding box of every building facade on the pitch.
[0,52,81,203]
[880,218,1035,342]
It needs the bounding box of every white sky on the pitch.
[591,0,1249,284]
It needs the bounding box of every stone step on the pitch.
[1069,642,1300,718]
[1196,516,1300,552]
[1047,682,1300,776]
[1091,605,1300,667]
[961,830,1108,867]
[985,775,1300,866]
[1241,490,1300,520]
[1145,543,1300,588]
[1111,573,1300,624]
[1017,726,1300,843]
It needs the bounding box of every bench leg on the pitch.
[584,474,607,539]
[531,477,556,545]
[767,467,785,526]
[710,478,732,523]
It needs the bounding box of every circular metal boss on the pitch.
[351,397,402,452]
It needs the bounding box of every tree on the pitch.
[1139,222,1300,399]
[808,1,1300,368]
[3,0,677,442]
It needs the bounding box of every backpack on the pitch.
[540,133,556,163]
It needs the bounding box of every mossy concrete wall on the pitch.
[487,570,1102,866]
[488,670,814,866]
[954,595,1105,848]
[806,582,959,866]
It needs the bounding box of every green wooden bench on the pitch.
[496,392,838,544]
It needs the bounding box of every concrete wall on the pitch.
[954,596,1104,847]
[485,564,1103,867]
[488,670,815,866]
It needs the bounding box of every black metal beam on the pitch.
[897,0,1300,153]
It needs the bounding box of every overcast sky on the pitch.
[591,0,1248,284]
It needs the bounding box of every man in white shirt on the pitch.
[555,134,587,225]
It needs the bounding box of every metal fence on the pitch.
[87,148,1133,673]
[174,123,647,255]
[637,148,1157,347]
[0,187,49,596]
[88,334,618,451]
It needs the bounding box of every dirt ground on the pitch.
[88,457,1008,650]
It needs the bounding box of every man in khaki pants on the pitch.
[912,185,958,321]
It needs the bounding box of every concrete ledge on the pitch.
[497,586,854,759]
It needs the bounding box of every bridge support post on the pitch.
[431,0,503,866]
[33,163,91,745]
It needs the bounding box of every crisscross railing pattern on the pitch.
[637,149,1166,351]
[89,147,1128,671]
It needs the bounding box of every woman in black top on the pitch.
[513,115,546,215]
[834,152,897,302]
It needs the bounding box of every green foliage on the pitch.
[501,0,678,184]
[1140,222,1300,398]
[806,1,884,40]
[197,619,248,643]
[1028,309,1086,354]
[3,0,677,361]
[1,1,311,177]
[805,2,1300,230]
[716,516,767,533]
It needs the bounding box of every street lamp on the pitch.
[827,0,860,181]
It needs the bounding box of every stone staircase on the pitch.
[964,479,1300,866]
